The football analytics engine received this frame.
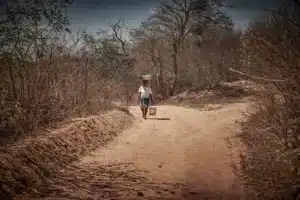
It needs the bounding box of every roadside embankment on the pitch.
[0,110,134,198]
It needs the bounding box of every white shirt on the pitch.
[138,85,152,98]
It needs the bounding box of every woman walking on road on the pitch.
[138,79,153,119]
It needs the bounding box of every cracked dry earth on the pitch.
[38,103,250,200]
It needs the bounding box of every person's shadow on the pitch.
[146,117,171,120]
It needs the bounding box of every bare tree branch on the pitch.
[108,18,127,54]
[228,68,289,82]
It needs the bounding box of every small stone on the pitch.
[158,162,163,168]
[188,191,197,195]
[137,192,144,196]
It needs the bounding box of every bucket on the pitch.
[149,106,157,116]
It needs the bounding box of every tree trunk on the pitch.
[83,58,89,104]
[150,45,166,99]
[157,48,166,100]
[8,60,17,100]
[169,45,178,96]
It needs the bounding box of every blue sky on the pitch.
[68,0,281,32]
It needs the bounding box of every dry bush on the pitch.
[0,1,136,144]
[180,28,242,91]
[235,1,300,199]
[0,0,72,143]
[238,92,299,199]
[0,36,133,145]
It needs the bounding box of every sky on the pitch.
[68,0,281,33]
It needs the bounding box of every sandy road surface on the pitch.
[41,103,249,200]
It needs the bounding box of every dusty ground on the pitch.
[20,102,250,200]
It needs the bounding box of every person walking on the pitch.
[138,79,153,119]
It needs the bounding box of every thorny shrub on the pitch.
[236,1,300,199]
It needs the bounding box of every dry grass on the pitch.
[0,110,133,198]
[236,104,300,199]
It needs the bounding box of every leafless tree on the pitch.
[108,18,128,54]
[131,22,168,99]
[136,0,231,95]
[0,1,138,141]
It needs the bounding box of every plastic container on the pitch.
[149,106,157,116]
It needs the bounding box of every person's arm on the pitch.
[137,86,141,104]
[149,94,153,105]
[149,88,153,104]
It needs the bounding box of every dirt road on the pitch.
[42,103,249,200]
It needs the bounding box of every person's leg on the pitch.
[140,106,144,117]
[140,98,146,119]
[145,107,148,119]
[140,98,143,116]
[144,98,149,119]
[143,107,147,119]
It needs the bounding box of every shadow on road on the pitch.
[147,117,171,120]
[18,162,244,200]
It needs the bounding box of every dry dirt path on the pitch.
[41,103,250,200]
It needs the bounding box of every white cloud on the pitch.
[148,7,156,15]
